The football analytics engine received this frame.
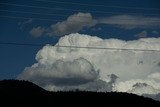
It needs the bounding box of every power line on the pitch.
[0,15,58,21]
[0,9,70,17]
[0,42,44,47]
[35,0,160,11]
[0,2,119,14]
[1,9,160,18]
[1,15,160,24]
[0,2,160,16]
[0,42,160,52]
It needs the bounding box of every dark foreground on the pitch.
[0,80,160,107]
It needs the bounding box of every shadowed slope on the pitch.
[0,80,160,107]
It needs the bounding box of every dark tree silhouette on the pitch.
[0,80,160,107]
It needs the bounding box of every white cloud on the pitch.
[29,26,45,37]
[148,72,160,80]
[47,12,97,36]
[19,33,160,100]
[134,31,147,38]
[18,57,104,89]
[30,13,160,37]
[113,79,160,93]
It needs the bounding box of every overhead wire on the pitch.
[1,9,160,18]
[35,0,160,11]
[1,15,160,24]
[0,2,122,14]
[0,2,160,16]
[0,15,57,21]
[0,42,160,52]
[0,1,160,52]
[0,9,160,23]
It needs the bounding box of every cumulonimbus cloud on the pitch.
[19,33,160,100]
[29,13,160,37]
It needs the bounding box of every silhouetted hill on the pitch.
[0,80,160,107]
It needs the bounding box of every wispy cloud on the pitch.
[152,31,159,35]
[29,13,160,37]
[98,15,160,29]
[134,31,148,38]
[29,26,45,38]
[18,19,33,30]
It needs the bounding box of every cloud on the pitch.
[19,33,160,100]
[18,19,33,30]
[47,12,97,36]
[44,79,113,92]
[148,72,160,80]
[152,31,159,35]
[99,15,160,29]
[91,27,102,31]
[18,57,104,88]
[113,79,160,94]
[134,31,147,38]
[30,13,160,37]
[29,26,45,37]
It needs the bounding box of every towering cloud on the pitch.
[19,33,160,100]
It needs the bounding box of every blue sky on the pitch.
[0,0,160,79]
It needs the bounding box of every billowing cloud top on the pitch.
[19,33,160,100]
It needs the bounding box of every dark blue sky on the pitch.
[0,0,160,79]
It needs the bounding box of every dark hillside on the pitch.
[0,80,160,107]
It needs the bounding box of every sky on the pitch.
[1,0,160,101]
[0,0,160,81]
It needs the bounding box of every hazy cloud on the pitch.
[30,26,45,37]
[98,15,160,29]
[152,31,159,35]
[148,72,160,80]
[18,19,33,30]
[91,27,102,31]
[44,79,113,92]
[134,31,147,38]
